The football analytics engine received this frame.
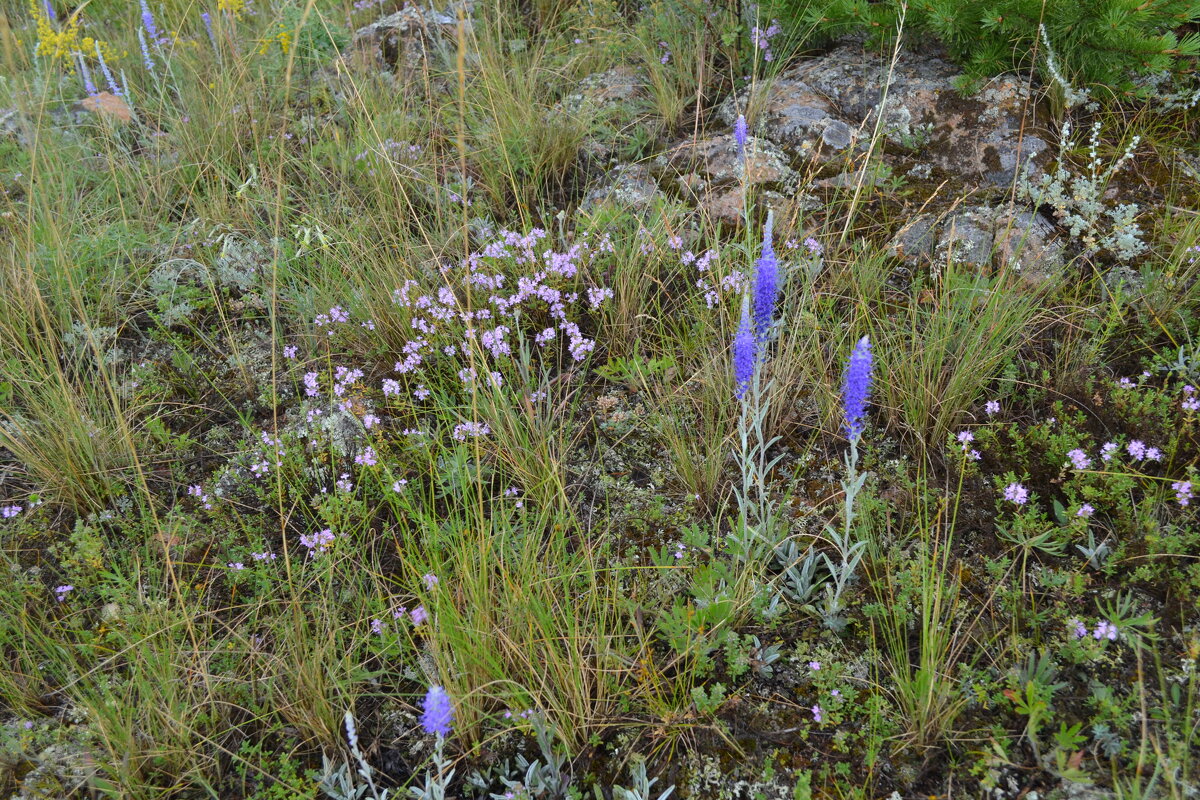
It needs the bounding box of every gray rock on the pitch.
[720,41,1049,187]
[650,134,797,223]
[557,66,649,160]
[889,204,1066,284]
[718,76,856,162]
[581,163,665,212]
[345,2,471,74]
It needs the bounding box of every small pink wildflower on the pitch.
[1004,482,1028,505]
[1066,449,1092,470]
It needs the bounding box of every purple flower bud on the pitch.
[842,336,873,441]
[733,294,756,400]
[421,685,453,737]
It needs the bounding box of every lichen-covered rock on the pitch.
[650,134,797,223]
[581,163,666,212]
[559,66,647,116]
[717,75,856,163]
[787,42,1048,187]
[558,66,650,161]
[345,3,470,74]
[719,41,1049,188]
[889,204,1065,284]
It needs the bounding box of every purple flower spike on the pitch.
[140,0,160,42]
[733,294,756,400]
[421,685,453,737]
[734,114,748,161]
[842,335,873,442]
[752,214,778,344]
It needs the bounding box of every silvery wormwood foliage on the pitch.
[1018,119,1146,261]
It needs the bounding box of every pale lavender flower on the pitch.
[75,53,98,96]
[371,619,385,635]
[392,479,408,492]
[299,529,336,555]
[138,28,156,72]
[1093,621,1118,641]
[452,421,490,441]
[803,237,823,255]
[752,216,778,343]
[734,114,748,160]
[1003,482,1028,505]
[1069,618,1087,639]
[423,573,439,590]
[1127,440,1147,460]
[201,11,218,54]
[808,661,821,671]
[410,605,428,625]
[732,294,756,400]
[985,400,1000,416]
[54,585,73,602]
[228,562,245,571]
[1077,503,1095,517]
[94,41,122,96]
[811,704,822,723]
[354,447,377,467]
[421,686,454,737]
[1,505,22,519]
[1066,449,1092,470]
[1100,442,1118,462]
[842,335,873,442]
[1173,481,1193,507]
[283,345,298,359]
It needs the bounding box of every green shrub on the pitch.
[775,0,1200,96]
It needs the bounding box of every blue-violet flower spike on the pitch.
[140,0,160,42]
[842,335,873,442]
[733,293,756,400]
[734,114,748,161]
[421,685,453,737]
[752,212,778,344]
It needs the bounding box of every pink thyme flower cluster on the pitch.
[1068,618,1119,641]
[299,528,336,556]
[187,484,213,510]
[1182,384,1199,412]
[1003,482,1029,505]
[956,431,981,461]
[382,229,614,401]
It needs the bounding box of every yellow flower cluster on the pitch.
[217,0,248,15]
[29,2,115,67]
[257,24,292,55]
